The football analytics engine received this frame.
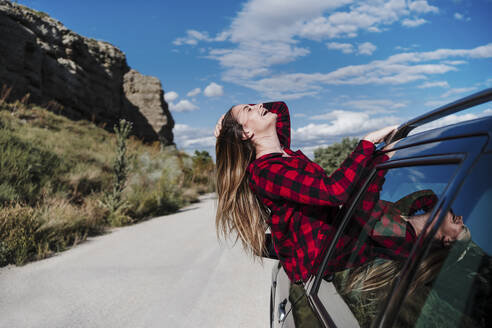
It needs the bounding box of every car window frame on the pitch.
[307,135,488,328]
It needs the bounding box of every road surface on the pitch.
[0,194,276,328]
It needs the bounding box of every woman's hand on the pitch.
[363,125,398,144]
[214,114,225,138]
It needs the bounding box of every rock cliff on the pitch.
[0,0,174,145]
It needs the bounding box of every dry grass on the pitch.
[0,94,215,267]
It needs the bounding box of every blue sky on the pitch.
[18,0,492,158]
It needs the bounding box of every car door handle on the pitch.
[278,299,287,323]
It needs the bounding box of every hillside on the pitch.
[0,97,215,267]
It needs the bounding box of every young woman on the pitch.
[214,101,397,283]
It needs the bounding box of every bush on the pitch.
[191,150,215,193]
[314,137,359,175]
[0,205,39,266]
[126,167,183,220]
[34,197,107,259]
[100,119,133,213]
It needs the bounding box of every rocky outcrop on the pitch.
[123,70,174,145]
[0,0,174,145]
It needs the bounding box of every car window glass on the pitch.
[395,153,492,328]
[317,160,458,328]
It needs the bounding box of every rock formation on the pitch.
[0,0,174,145]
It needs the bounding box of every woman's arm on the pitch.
[251,140,376,206]
[263,102,291,149]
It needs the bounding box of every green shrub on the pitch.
[314,137,359,175]
[125,167,182,221]
[0,128,67,204]
[191,150,215,193]
[34,198,107,259]
[100,119,133,213]
[0,205,39,266]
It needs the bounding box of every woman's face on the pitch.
[435,211,464,247]
[231,103,277,139]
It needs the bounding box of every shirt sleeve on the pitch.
[263,102,291,149]
[251,140,376,206]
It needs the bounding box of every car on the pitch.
[265,88,492,328]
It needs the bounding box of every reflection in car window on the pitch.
[396,154,492,328]
[321,162,458,327]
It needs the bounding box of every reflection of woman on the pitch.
[362,191,470,253]
[214,102,396,282]
[333,171,472,274]
[334,202,472,327]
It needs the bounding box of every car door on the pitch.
[271,261,297,328]
[304,135,489,327]
[386,151,492,327]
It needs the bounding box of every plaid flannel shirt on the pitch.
[323,166,440,275]
[247,101,377,282]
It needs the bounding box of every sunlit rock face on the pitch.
[0,0,174,145]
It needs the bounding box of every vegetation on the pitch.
[100,119,133,214]
[313,137,359,175]
[0,93,215,267]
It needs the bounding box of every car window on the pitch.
[395,153,492,328]
[316,159,458,328]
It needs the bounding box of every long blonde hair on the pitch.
[340,227,472,297]
[215,109,269,257]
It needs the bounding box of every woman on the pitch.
[214,101,396,282]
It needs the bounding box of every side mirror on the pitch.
[262,233,278,259]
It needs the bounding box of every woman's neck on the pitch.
[408,214,428,236]
[254,134,286,159]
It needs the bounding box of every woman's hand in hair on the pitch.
[363,125,398,144]
[214,114,226,138]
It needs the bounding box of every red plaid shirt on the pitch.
[322,164,439,276]
[247,102,377,282]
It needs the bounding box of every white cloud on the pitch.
[424,99,451,108]
[411,109,492,135]
[395,44,419,51]
[441,87,476,98]
[385,43,492,63]
[187,88,201,97]
[401,17,427,27]
[326,42,354,54]
[293,110,401,142]
[408,0,438,14]
[173,124,215,149]
[298,143,331,160]
[418,81,450,88]
[172,1,491,100]
[203,82,224,97]
[343,99,406,112]
[177,0,442,83]
[241,43,492,98]
[169,100,199,112]
[453,12,470,22]
[441,60,467,65]
[357,42,377,55]
[298,1,412,40]
[164,91,178,103]
[173,29,229,46]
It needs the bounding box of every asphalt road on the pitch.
[0,194,276,328]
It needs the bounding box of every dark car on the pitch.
[265,88,492,328]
